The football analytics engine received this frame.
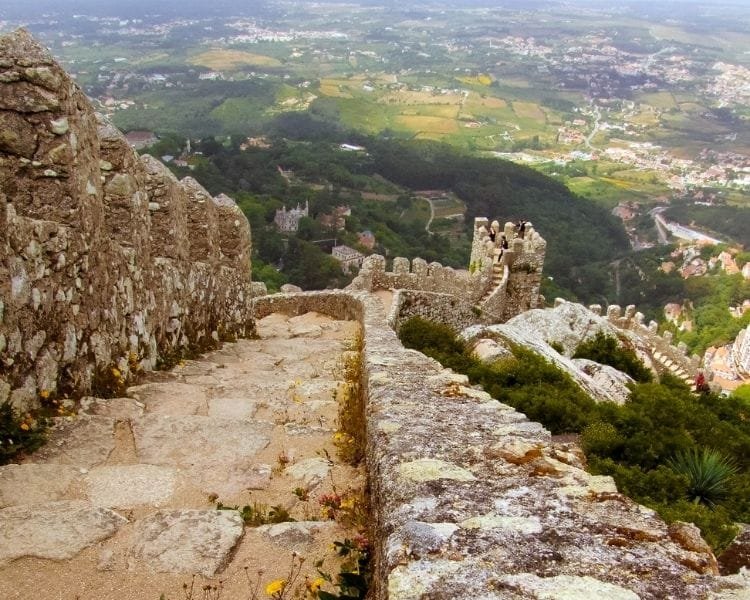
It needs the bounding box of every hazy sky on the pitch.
[2,0,749,22]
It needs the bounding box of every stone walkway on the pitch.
[0,312,363,600]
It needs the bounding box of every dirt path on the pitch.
[0,312,365,600]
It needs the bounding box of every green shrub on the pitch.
[588,457,688,505]
[580,422,624,457]
[668,448,739,507]
[654,500,740,553]
[573,332,653,383]
[216,501,293,526]
[0,401,47,465]
[398,317,475,373]
[732,384,750,406]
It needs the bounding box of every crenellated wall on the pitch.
[348,217,546,328]
[584,301,702,382]
[0,29,256,410]
[349,254,491,304]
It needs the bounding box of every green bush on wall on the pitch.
[573,331,653,383]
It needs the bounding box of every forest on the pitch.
[172,113,629,294]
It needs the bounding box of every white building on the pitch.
[332,245,365,273]
[274,201,309,232]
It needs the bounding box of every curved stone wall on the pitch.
[590,301,701,382]
[0,29,255,410]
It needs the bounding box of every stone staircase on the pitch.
[652,349,696,388]
[0,312,362,600]
[480,249,506,302]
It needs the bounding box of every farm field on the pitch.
[189,49,282,69]
[14,0,746,223]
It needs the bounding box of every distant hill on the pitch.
[179,114,630,295]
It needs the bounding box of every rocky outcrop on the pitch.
[463,299,705,404]
[0,29,256,409]
[462,304,633,404]
[719,524,750,575]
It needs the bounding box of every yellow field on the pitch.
[637,91,677,110]
[500,77,532,88]
[319,83,353,98]
[189,49,282,69]
[465,92,507,109]
[378,90,463,105]
[134,52,170,65]
[415,132,446,141]
[395,115,459,134]
[319,77,372,98]
[399,105,459,118]
[457,74,493,86]
[512,101,546,121]
[678,102,703,113]
[626,111,660,127]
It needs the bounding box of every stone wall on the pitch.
[387,290,489,333]
[590,301,701,381]
[349,254,491,304]
[250,290,746,599]
[0,29,256,410]
[348,218,546,327]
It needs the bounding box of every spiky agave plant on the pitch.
[668,447,739,507]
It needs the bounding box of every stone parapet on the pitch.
[599,302,700,381]
[358,290,741,598]
[249,291,742,599]
[348,218,545,328]
[387,290,491,333]
[348,254,490,304]
[0,29,256,409]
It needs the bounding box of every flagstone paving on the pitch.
[0,312,364,600]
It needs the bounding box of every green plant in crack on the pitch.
[216,501,294,526]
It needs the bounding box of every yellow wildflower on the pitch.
[306,577,325,593]
[265,579,286,597]
[340,497,356,510]
[111,367,122,379]
[39,389,50,400]
[20,423,30,431]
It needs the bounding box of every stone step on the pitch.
[0,501,127,567]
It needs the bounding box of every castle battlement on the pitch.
[349,217,547,326]
[579,300,702,383]
[350,254,488,302]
